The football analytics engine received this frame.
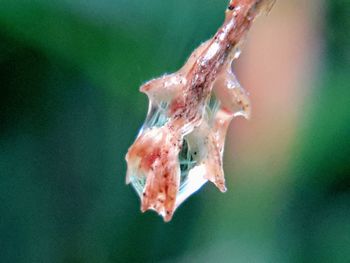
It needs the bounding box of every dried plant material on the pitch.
[125,0,275,222]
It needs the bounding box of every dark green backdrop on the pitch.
[1,1,349,262]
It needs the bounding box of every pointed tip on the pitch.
[243,111,251,120]
[215,179,227,193]
[140,196,149,213]
[163,211,174,223]
[216,182,227,193]
[220,186,227,193]
[139,82,153,96]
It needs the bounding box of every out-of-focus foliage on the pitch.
[0,0,349,263]
[279,2,350,262]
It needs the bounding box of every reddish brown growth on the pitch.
[125,0,275,222]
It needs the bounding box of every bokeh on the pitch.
[1,0,349,262]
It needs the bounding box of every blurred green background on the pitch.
[0,0,349,262]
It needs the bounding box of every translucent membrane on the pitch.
[129,95,221,208]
